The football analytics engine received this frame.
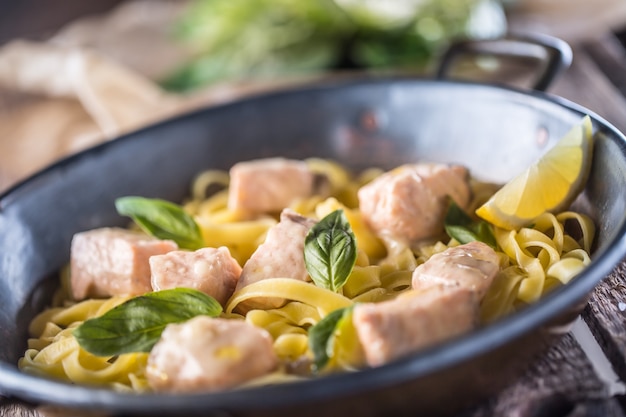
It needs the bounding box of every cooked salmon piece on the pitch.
[234,209,317,309]
[237,209,316,289]
[150,246,242,307]
[352,242,499,367]
[358,163,471,247]
[412,241,500,300]
[352,287,478,367]
[146,316,278,393]
[228,157,329,213]
[70,227,177,300]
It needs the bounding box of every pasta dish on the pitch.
[18,152,594,393]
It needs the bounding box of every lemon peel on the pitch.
[476,115,594,230]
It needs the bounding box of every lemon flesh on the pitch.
[476,115,594,230]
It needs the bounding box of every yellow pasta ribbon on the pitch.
[494,211,594,305]
[226,278,353,317]
[197,217,276,265]
[343,265,382,299]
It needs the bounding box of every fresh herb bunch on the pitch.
[162,0,506,92]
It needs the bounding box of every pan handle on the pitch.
[435,32,573,92]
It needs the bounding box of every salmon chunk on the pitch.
[235,209,317,309]
[237,209,316,289]
[147,316,278,392]
[228,158,329,213]
[412,241,500,300]
[150,247,242,307]
[353,287,478,367]
[358,163,471,247]
[70,227,177,300]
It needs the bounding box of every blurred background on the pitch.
[0,0,511,88]
[0,0,625,191]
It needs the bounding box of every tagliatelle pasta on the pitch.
[19,158,595,392]
[20,296,151,392]
[479,211,594,321]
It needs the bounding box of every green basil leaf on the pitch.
[308,306,354,373]
[115,196,205,250]
[304,209,357,292]
[73,288,222,356]
[444,200,497,249]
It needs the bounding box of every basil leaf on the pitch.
[304,210,357,292]
[308,306,354,372]
[115,196,205,250]
[74,288,222,356]
[444,200,497,249]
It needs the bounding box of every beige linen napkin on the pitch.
[0,40,182,190]
[0,40,313,191]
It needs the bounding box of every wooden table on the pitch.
[2,24,626,417]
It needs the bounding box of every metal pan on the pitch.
[1,35,625,417]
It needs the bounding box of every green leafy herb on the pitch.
[444,200,497,249]
[161,0,504,92]
[74,288,222,356]
[304,209,357,292]
[115,196,205,250]
[308,305,354,372]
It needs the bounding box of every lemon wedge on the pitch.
[476,115,594,230]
